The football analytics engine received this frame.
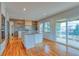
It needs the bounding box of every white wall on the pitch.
[9,21,14,38]
[0,2,9,55]
[0,2,1,15]
[40,18,56,41]
[0,3,1,41]
[39,6,79,41]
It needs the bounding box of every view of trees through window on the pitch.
[56,19,79,49]
[39,22,51,33]
[39,23,43,33]
[44,22,51,32]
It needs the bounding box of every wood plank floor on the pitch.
[2,37,28,56]
[1,37,62,56]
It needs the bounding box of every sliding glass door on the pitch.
[56,20,67,55]
[56,20,66,44]
[68,20,79,55]
[67,20,79,48]
[56,18,79,56]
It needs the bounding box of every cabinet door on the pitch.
[24,35,35,49]
[35,33,43,44]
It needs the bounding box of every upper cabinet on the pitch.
[25,20,32,26]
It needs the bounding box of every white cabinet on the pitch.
[24,33,43,49]
[35,33,43,44]
[24,34,35,49]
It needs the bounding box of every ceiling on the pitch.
[6,2,79,20]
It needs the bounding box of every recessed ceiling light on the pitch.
[23,8,26,11]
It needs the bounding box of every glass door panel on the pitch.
[56,21,67,55]
[68,20,79,48]
[68,20,79,55]
[56,21,66,44]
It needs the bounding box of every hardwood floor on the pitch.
[1,37,63,56]
[2,37,28,56]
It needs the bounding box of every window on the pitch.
[68,20,79,48]
[56,18,79,53]
[44,22,51,32]
[39,23,43,33]
[56,21,66,44]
